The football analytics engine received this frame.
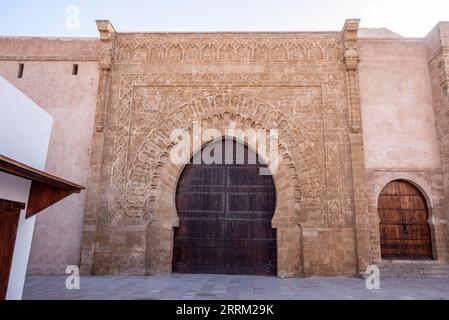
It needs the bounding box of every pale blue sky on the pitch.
[0,0,448,37]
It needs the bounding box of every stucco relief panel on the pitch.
[105,71,349,230]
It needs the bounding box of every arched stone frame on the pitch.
[370,174,438,262]
[171,135,279,274]
[141,111,309,277]
[111,85,329,277]
[85,72,339,276]
[80,28,359,277]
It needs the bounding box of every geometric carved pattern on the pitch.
[108,74,349,228]
[86,31,357,277]
[115,35,342,62]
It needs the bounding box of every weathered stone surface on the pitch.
[79,20,362,277]
[1,19,448,278]
[0,37,100,275]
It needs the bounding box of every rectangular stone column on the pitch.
[342,19,372,275]
[426,22,449,262]
[80,20,116,275]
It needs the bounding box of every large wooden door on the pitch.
[0,199,23,300]
[378,180,433,260]
[173,139,277,275]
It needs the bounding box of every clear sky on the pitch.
[0,0,448,38]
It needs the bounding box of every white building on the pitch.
[0,75,83,300]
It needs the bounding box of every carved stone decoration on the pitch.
[81,22,366,278]
[114,34,343,62]
[341,19,371,274]
[124,89,324,222]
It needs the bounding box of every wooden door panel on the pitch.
[400,196,427,210]
[378,181,433,260]
[379,224,403,239]
[401,210,428,224]
[403,225,431,240]
[178,166,225,186]
[224,219,274,239]
[175,209,222,220]
[380,240,404,258]
[381,181,400,195]
[378,209,402,224]
[0,200,23,300]
[398,182,420,195]
[401,240,433,258]
[227,166,272,186]
[173,139,277,276]
[378,195,401,209]
[176,220,222,239]
[175,193,223,211]
[222,238,277,274]
[228,193,275,212]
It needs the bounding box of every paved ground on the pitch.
[23,275,449,300]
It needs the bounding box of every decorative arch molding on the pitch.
[108,76,336,228]
[85,63,354,276]
[149,127,302,276]
[125,91,320,223]
[366,171,442,263]
[147,112,301,224]
[373,175,435,224]
[376,179,434,260]
[123,92,324,277]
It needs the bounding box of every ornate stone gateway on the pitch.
[173,139,277,275]
[81,20,371,277]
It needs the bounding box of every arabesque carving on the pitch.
[82,28,359,277]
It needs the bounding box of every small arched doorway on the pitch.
[378,180,433,260]
[173,138,277,275]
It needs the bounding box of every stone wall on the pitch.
[1,19,448,277]
[80,20,367,277]
[358,27,449,264]
[0,37,100,274]
[426,22,449,262]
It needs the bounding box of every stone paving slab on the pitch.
[22,275,449,300]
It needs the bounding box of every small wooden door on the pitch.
[173,139,277,275]
[378,180,433,260]
[0,199,23,300]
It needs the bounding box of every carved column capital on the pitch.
[341,19,362,132]
[344,48,360,71]
[96,20,116,71]
[96,20,116,41]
